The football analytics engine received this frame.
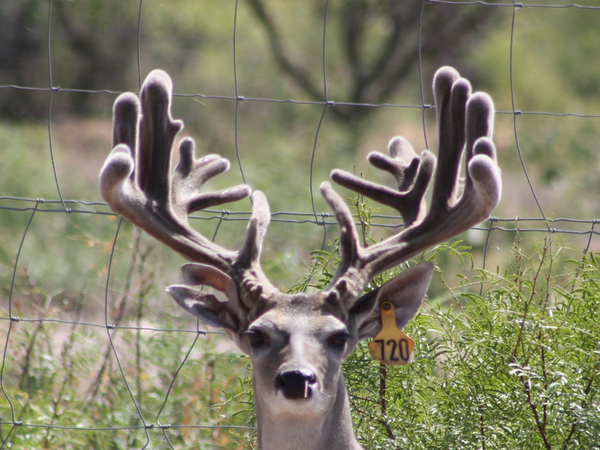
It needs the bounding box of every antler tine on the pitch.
[320,182,360,270]
[331,137,435,227]
[238,191,270,268]
[429,67,471,213]
[173,138,250,214]
[137,71,183,204]
[234,191,280,300]
[327,66,501,304]
[100,69,254,277]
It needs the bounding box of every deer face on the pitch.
[245,295,351,415]
[168,262,434,418]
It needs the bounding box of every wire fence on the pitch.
[2,0,600,448]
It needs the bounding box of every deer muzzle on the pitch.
[276,370,317,400]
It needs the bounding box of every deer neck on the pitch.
[254,374,362,450]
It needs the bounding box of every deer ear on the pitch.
[352,262,433,340]
[181,263,239,302]
[166,285,242,332]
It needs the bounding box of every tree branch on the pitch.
[245,0,325,103]
[246,0,500,124]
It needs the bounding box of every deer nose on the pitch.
[276,370,316,400]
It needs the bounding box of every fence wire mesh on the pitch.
[2,0,600,448]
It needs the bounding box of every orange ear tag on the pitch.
[368,302,415,366]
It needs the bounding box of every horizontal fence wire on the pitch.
[2,197,600,234]
[2,0,600,448]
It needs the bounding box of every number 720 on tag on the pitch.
[368,302,415,366]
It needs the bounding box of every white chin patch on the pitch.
[268,391,326,415]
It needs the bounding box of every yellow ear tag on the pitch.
[368,302,415,366]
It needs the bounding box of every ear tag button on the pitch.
[368,302,415,366]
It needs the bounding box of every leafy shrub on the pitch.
[344,237,600,449]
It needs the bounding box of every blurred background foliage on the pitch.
[2,0,600,291]
[2,0,600,222]
[1,0,600,448]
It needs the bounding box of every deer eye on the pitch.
[246,329,269,349]
[328,333,350,351]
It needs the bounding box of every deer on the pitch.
[99,66,501,450]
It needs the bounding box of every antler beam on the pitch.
[100,70,271,290]
[324,66,501,302]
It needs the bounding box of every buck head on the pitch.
[100,67,500,448]
[167,260,432,417]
